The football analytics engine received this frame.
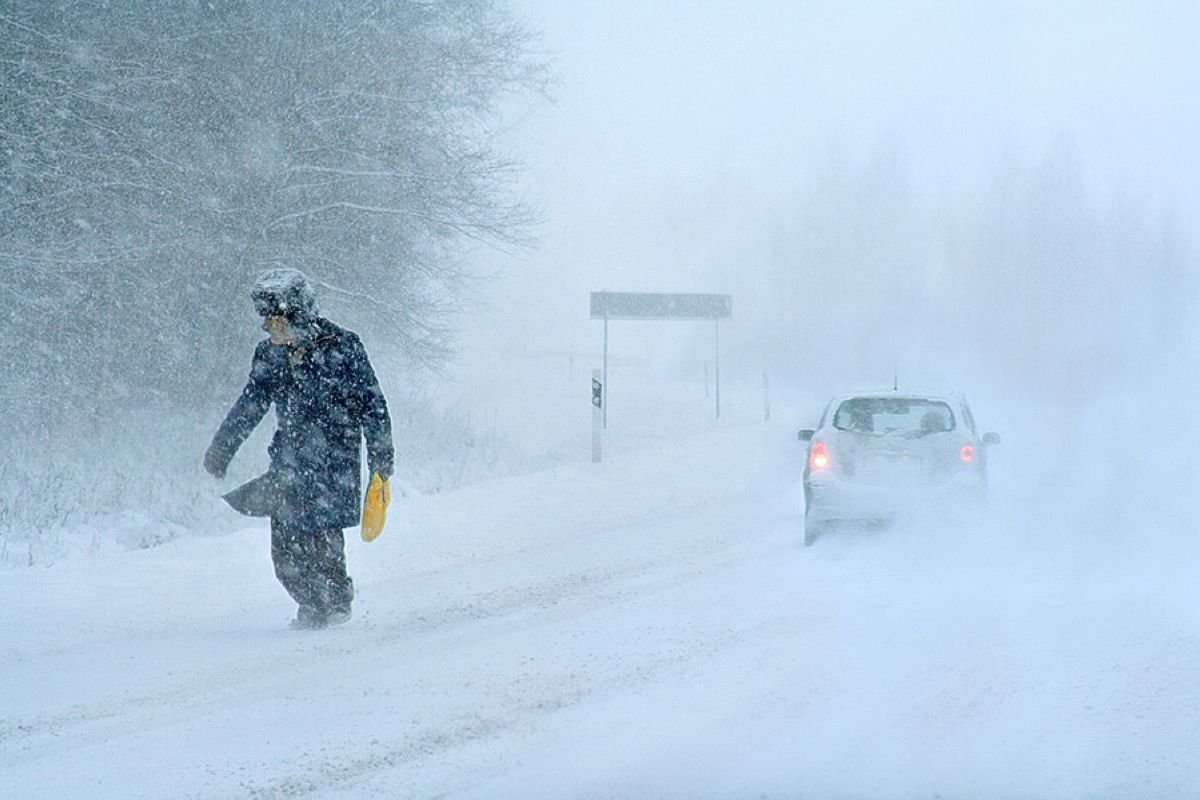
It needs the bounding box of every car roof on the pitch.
[827,389,965,404]
[819,390,972,429]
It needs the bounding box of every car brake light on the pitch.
[960,444,975,462]
[810,441,830,471]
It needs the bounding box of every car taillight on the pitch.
[810,441,830,471]
[960,444,975,463]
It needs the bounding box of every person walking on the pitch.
[204,268,393,629]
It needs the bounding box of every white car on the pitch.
[798,391,1000,545]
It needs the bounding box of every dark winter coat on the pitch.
[205,318,394,531]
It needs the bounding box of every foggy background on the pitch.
[467,0,1197,403]
[2,1,1197,561]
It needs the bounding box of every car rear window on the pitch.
[833,398,956,435]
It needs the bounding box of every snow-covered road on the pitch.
[3,420,1198,798]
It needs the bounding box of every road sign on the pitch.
[590,292,732,321]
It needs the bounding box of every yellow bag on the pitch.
[361,473,390,542]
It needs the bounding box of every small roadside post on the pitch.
[763,371,771,422]
[591,369,603,463]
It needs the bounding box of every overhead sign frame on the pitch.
[590,291,732,322]
[590,291,733,427]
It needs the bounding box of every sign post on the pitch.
[590,292,732,424]
[602,318,609,429]
[591,369,603,463]
[714,319,721,420]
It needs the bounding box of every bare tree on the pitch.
[0,0,547,415]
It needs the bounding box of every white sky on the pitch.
[461,1,1199,381]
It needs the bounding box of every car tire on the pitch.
[803,514,824,547]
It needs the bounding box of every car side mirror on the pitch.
[797,429,815,442]
[982,432,1001,446]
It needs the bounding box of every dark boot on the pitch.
[288,604,327,630]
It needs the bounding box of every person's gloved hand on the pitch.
[203,444,230,479]
[361,472,390,542]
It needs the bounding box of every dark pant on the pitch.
[270,519,354,613]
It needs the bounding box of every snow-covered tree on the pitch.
[0,1,546,414]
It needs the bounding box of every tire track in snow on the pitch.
[0,493,797,778]
[233,526,804,799]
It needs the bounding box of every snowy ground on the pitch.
[2,382,1199,798]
